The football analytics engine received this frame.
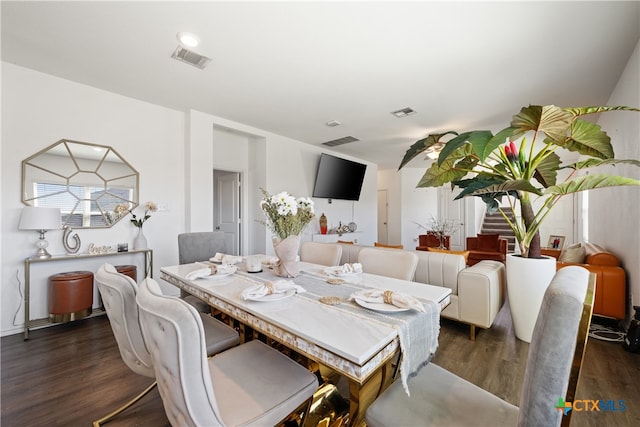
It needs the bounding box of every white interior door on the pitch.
[438,187,465,251]
[214,170,240,255]
[377,190,388,244]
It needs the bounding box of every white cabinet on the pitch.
[312,232,361,243]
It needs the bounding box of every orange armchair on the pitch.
[466,234,508,266]
[416,233,450,251]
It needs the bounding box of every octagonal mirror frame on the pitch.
[22,139,139,228]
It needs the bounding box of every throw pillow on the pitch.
[559,243,587,264]
[427,247,470,264]
[477,234,499,251]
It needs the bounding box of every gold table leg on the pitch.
[348,360,394,427]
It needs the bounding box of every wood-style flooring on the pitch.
[2,303,639,426]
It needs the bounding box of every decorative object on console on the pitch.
[62,225,80,254]
[19,206,61,259]
[260,188,315,277]
[115,201,157,250]
[547,235,565,250]
[319,212,328,234]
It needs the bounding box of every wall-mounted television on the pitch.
[312,153,367,201]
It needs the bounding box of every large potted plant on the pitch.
[399,104,639,341]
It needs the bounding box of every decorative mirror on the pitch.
[22,139,139,228]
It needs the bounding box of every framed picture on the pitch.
[547,235,566,250]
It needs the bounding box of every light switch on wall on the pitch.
[156,203,169,212]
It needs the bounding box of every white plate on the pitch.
[354,298,409,313]
[324,267,362,278]
[196,270,235,280]
[244,289,296,302]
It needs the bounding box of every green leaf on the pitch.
[467,130,495,160]
[481,127,515,161]
[533,151,560,188]
[416,144,474,187]
[562,119,613,159]
[544,174,640,195]
[465,179,543,197]
[452,176,507,199]
[436,132,473,165]
[564,158,640,170]
[511,105,572,144]
[564,105,640,117]
[398,131,458,170]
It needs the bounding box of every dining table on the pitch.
[160,258,451,426]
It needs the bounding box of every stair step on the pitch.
[480,209,517,253]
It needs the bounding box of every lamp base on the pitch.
[33,231,52,259]
[33,248,52,259]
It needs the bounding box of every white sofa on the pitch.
[336,243,505,340]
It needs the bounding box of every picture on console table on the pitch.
[547,235,566,250]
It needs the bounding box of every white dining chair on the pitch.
[93,263,239,427]
[357,247,418,281]
[136,277,319,426]
[300,241,342,266]
[365,266,595,427]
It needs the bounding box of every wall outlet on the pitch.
[156,203,169,212]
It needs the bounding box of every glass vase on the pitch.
[133,227,148,250]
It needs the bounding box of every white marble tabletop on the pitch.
[160,261,451,383]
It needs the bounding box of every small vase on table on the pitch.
[272,235,301,278]
[133,227,148,250]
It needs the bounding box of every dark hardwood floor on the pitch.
[2,303,639,426]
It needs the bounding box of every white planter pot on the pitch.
[506,254,557,343]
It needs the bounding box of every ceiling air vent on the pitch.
[171,46,211,69]
[322,136,360,147]
[391,107,416,118]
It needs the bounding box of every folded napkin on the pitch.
[350,289,426,312]
[210,253,243,265]
[186,263,237,280]
[240,280,306,300]
[324,263,363,276]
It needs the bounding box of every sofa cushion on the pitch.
[427,248,470,264]
[559,243,586,264]
[477,234,499,251]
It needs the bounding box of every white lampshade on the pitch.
[19,207,61,231]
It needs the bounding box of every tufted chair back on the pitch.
[95,263,153,378]
[137,278,223,426]
[358,247,418,281]
[300,242,342,266]
[178,231,227,264]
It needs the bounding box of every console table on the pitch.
[23,249,153,339]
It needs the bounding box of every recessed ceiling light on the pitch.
[391,107,416,118]
[177,32,201,48]
[326,120,342,127]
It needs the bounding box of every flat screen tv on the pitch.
[312,153,367,201]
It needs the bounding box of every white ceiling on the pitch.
[2,1,638,169]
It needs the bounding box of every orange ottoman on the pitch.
[115,265,137,283]
[48,271,94,323]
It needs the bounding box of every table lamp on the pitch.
[19,206,61,259]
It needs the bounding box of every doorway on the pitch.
[438,187,465,251]
[213,169,241,255]
[377,189,389,244]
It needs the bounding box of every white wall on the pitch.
[1,63,185,335]
[399,168,438,250]
[589,40,640,313]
